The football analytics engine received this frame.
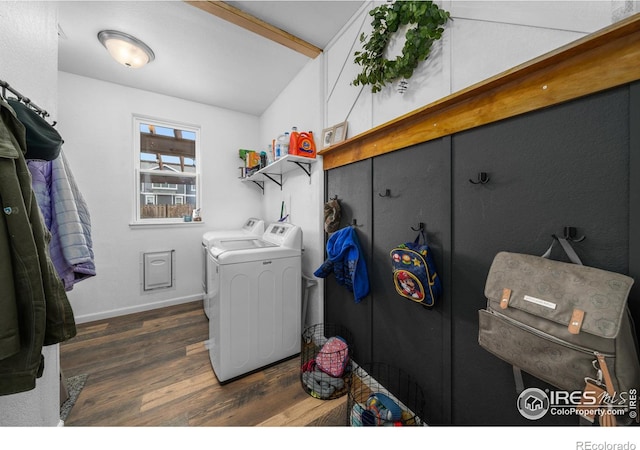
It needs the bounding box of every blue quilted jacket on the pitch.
[28,152,95,291]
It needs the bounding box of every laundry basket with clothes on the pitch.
[300,323,353,400]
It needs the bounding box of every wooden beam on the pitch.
[156,153,164,170]
[141,133,195,158]
[185,1,322,59]
[319,13,640,170]
[141,173,195,185]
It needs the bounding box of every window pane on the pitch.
[139,172,197,219]
[139,123,196,173]
[136,118,200,223]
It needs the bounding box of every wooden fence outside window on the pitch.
[142,204,193,219]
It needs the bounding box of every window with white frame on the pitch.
[134,116,200,222]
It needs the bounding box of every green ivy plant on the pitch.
[352,1,451,93]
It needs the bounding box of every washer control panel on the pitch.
[263,223,302,249]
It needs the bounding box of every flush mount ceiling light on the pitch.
[98,30,155,68]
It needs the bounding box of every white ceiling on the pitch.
[57,1,365,116]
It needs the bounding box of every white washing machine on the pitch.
[206,222,302,383]
[202,218,264,318]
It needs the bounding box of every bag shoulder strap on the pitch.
[413,228,425,246]
[541,235,583,265]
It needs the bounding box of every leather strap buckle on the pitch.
[568,308,585,334]
[500,288,511,310]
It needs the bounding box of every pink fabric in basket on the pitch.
[316,336,348,377]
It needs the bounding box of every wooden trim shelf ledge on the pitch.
[318,13,640,171]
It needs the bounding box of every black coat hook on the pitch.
[411,222,425,232]
[378,189,391,197]
[563,226,585,242]
[469,172,490,184]
[352,219,362,227]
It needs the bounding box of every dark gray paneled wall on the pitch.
[451,85,630,425]
[371,138,451,424]
[325,160,373,364]
[323,82,639,425]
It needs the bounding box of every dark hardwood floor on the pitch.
[60,301,346,426]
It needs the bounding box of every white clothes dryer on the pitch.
[206,222,302,383]
[201,218,264,318]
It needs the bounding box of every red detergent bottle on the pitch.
[289,127,300,156]
[297,131,316,158]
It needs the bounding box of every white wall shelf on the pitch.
[241,154,316,193]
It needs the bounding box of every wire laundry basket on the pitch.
[347,362,425,426]
[300,323,353,400]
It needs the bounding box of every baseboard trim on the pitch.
[73,294,203,324]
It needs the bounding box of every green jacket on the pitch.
[0,99,76,396]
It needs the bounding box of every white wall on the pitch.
[259,57,325,327]
[325,0,638,139]
[57,72,262,323]
[0,0,62,427]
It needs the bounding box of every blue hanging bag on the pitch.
[390,228,442,307]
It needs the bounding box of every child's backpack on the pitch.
[390,228,442,307]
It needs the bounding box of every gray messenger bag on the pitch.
[478,237,640,424]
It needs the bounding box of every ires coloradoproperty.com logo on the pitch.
[516,387,638,421]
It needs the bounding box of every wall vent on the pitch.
[142,250,174,291]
